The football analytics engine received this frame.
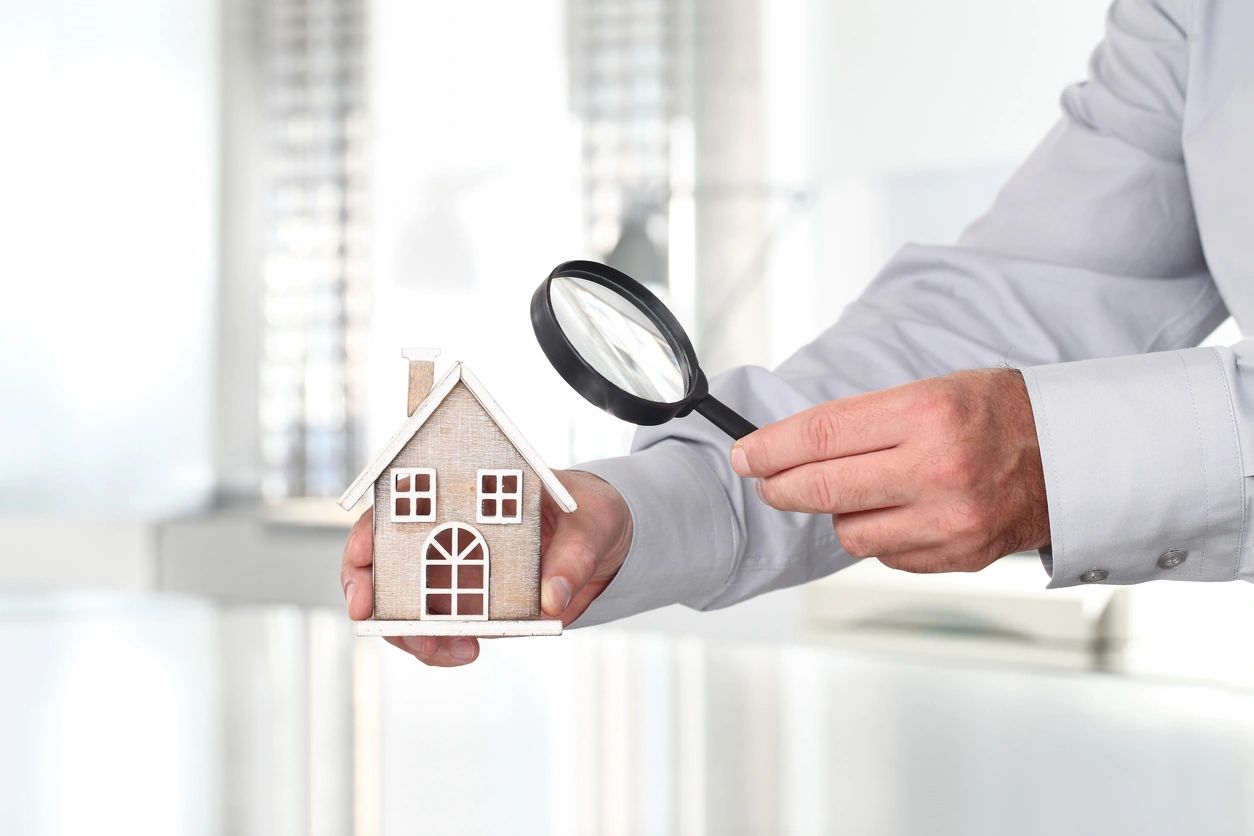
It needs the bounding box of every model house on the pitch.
[339,349,576,636]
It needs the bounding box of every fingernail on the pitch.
[344,581,356,608]
[450,638,476,661]
[730,444,750,476]
[754,479,765,500]
[542,576,573,615]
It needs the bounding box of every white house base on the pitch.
[353,619,563,637]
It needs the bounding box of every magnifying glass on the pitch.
[531,260,758,440]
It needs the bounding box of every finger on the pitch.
[832,507,946,560]
[757,451,912,514]
[343,508,375,569]
[540,524,602,618]
[384,635,480,667]
[732,391,910,478]
[340,565,373,620]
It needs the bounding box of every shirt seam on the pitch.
[1177,351,1210,577]
[1145,280,1223,353]
[1024,367,1065,583]
[1208,346,1245,581]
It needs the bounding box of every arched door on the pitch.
[420,522,489,620]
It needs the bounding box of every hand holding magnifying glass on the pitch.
[532,261,758,440]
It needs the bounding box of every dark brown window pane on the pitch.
[434,526,455,553]
[395,473,410,492]
[426,542,448,561]
[395,497,410,516]
[481,474,497,492]
[502,474,518,493]
[481,499,496,518]
[458,564,483,588]
[415,472,430,491]
[415,497,431,517]
[426,594,452,616]
[457,594,483,616]
[463,541,484,561]
[426,564,452,589]
[502,499,517,518]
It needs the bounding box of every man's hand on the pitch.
[340,469,632,667]
[731,368,1049,573]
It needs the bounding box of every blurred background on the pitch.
[4,0,1254,834]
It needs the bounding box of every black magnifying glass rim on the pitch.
[531,260,708,426]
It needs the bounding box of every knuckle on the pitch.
[921,383,967,429]
[931,447,978,489]
[834,519,874,559]
[887,551,947,574]
[805,472,837,511]
[561,539,599,582]
[802,408,842,459]
[877,553,904,571]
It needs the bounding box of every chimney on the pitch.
[402,348,441,416]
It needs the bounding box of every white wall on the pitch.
[364,0,633,474]
[0,0,218,514]
[760,0,1111,365]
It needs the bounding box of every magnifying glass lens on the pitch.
[550,276,686,403]
[533,260,758,440]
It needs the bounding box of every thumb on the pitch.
[540,521,602,617]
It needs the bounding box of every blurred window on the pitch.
[568,0,684,287]
[259,0,369,501]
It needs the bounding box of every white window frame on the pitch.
[390,467,436,522]
[476,468,523,524]
[420,522,490,620]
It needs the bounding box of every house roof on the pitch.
[338,362,578,514]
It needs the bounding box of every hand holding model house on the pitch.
[339,349,632,667]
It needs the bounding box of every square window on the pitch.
[426,564,452,589]
[391,467,436,522]
[458,564,483,588]
[476,469,523,524]
[426,593,452,616]
[457,594,484,617]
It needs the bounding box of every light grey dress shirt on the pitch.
[574,0,1254,626]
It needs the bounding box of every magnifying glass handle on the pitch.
[694,395,758,441]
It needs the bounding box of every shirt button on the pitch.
[1157,549,1187,570]
[1079,568,1109,583]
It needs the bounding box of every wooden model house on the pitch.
[339,349,575,636]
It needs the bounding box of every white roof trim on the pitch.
[338,362,578,514]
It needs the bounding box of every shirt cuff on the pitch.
[566,441,738,627]
[1021,346,1246,587]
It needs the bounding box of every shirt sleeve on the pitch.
[573,0,1243,625]
[1022,346,1247,588]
